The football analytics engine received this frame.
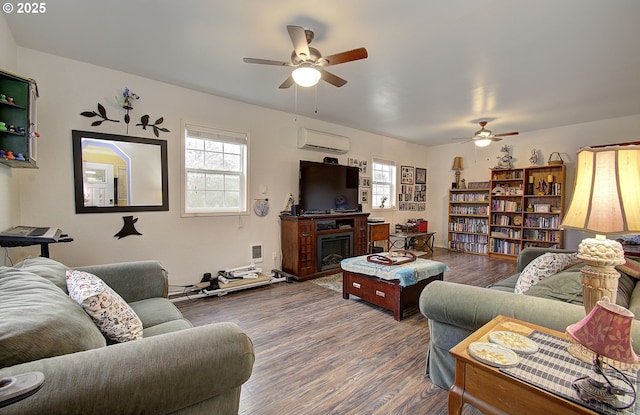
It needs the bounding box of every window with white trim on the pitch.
[371,157,396,209]
[182,122,248,216]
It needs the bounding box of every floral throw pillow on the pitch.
[66,270,143,342]
[514,252,580,294]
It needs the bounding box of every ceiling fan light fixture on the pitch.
[475,138,492,147]
[292,65,321,87]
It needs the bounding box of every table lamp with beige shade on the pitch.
[561,144,640,314]
[452,157,463,189]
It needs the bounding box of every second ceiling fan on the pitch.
[243,25,368,89]
[454,121,519,147]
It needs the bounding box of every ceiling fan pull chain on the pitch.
[314,84,318,114]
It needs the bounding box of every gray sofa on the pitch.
[0,257,255,415]
[419,247,640,389]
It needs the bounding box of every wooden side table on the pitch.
[448,315,598,415]
[368,222,390,253]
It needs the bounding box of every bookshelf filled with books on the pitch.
[448,188,490,255]
[489,165,566,259]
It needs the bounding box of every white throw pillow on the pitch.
[66,270,143,342]
[514,252,579,294]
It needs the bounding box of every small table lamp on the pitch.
[561,145,640,314]
[452,157,463,189]
[566,297,638,409]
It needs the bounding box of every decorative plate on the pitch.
[513,216,523,226]
[253,199,269,217]
[467,342,519,367]
[489,331,538,354]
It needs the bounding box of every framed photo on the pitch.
[534,204,551,213]
[360,176,371,187]
[348,158,368,174]
[401,165,414,185]
[359,189,370,204]
[415,168,427,184]
[468,181,490,189]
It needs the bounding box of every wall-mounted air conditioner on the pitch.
[297,128,350,154]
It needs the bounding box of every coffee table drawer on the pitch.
[345,272,396,310]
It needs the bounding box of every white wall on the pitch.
[425,114,640,251]
[6,42,640,284]
[13,48,430,286]
[0,14,20,265]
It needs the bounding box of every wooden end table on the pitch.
[448,315,598,415]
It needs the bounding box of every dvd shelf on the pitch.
[447,188,490,255]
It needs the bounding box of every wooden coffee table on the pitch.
[449,315,599,415]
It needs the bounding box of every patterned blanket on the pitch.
[340,255,449,287]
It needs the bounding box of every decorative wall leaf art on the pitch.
[80,103,120,127]
[80,88,170,137]
[114,215,143,239]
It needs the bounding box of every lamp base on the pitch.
[573,376,626,409]
[577,237,625,314]
[572,355,636,410]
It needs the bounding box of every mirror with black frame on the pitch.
[72,130,169,213]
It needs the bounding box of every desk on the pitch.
[389,232,435,253]
[449,315,616,415]
[0,227,73,257]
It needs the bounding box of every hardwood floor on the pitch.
[175,249,516,415]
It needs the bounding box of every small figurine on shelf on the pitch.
[459,178,467,189]
[495,145,513,169]
[5,151,15,160]
[0,94,6,103]
[536,178,548,195]
[14,153,25,161]
[0,122,6,131]
[0,150,5,158]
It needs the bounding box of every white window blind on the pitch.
[182,123,248,216]
[372,157,396,209]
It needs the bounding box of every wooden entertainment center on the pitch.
[280,212,369,281]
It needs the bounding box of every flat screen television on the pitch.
[298,160,360,214]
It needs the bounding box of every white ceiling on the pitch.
[5,0,640,146]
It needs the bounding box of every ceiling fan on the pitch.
[454,121,519,147]
[243,25,368,89]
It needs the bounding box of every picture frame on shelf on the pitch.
[468,181,490,189]
[534,204,551,213]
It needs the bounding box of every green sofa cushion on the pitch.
[15,256,69,293]
[0,267,106,367]
[524,264,636,309]
[129,298,187,329]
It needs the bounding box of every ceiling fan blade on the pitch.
[278,76,295,89]
[322,48,369,66]
[243,57,292,66]
[287,25,312,60]
[489,137,503,142]
[319,69,347,87]
[493,132,519,137]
